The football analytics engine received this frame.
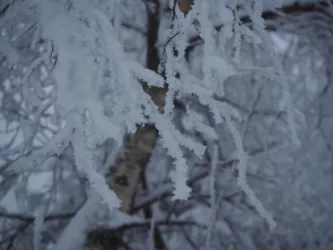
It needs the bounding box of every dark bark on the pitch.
[0,4,9,17]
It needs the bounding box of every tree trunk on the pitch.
[85,3,166,250]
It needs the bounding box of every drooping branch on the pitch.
[83,1,331,249]
[86,1,167,249]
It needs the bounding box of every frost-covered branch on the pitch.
[1,0,332,249]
